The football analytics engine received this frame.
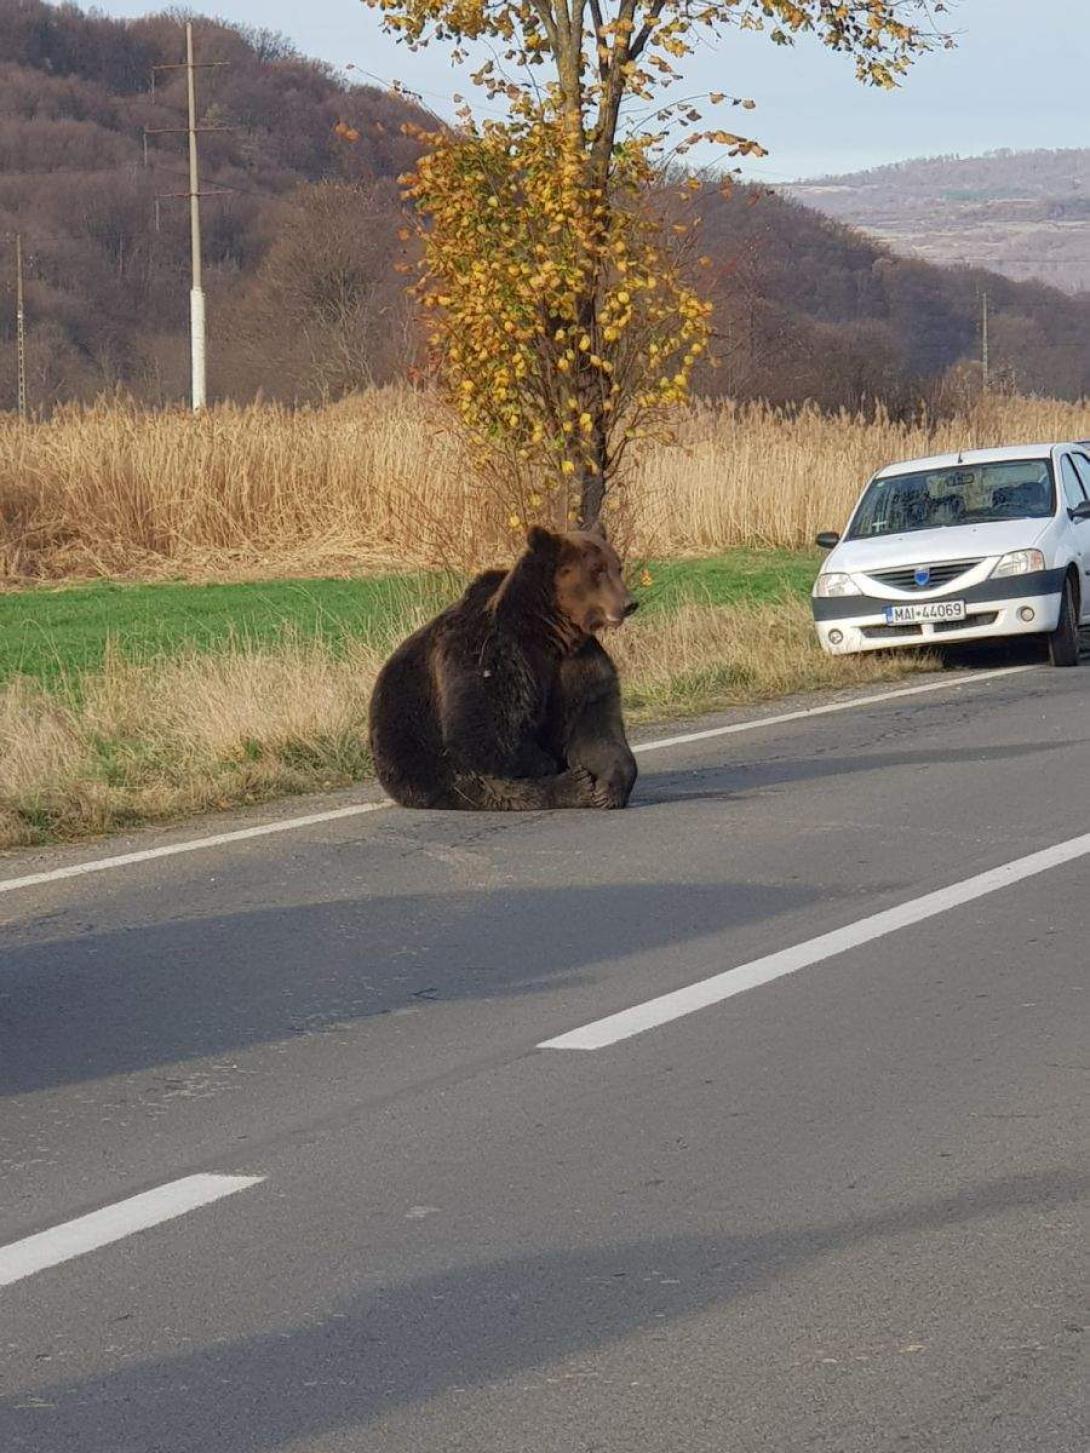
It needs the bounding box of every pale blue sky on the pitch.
[78,0,1089,180]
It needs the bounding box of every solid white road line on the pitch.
[540,823,1090,1050]
[0,664,1035,898]
[0,1174,264,1289]
[631,664,1036,754]
[0,801,390,896]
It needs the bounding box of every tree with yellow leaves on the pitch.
[366,0,952,525]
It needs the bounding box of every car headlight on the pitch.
[991,549,1045,579]
[813,572,863,598]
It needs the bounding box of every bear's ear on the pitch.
[527,525,559,553]
[582,517,607,541]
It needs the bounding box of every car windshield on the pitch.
[848,460,1055,540]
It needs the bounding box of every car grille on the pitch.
[933,611,998,634]
[861,623,924,639]
[864,559,982,593]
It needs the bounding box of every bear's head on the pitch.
[528,524,638,636]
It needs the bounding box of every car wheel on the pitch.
[1047,576,1081,667]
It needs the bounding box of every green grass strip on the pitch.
[0,550,820,690]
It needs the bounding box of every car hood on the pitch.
[830,518,1051,574]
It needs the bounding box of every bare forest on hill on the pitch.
[4,1,1090,415]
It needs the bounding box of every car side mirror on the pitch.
[815,531,841,550]
[1070,501,1090,523]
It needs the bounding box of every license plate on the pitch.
[885,600,966,625]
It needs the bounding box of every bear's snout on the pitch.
[603,595,637,626]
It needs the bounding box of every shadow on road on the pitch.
[935,638,1048,670]
[3,1165,1085,1452]
[0,877,838,1096]
[2,719,1075,1097]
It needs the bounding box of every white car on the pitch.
[812,443,1090,667]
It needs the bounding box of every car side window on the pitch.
[1072,453,1090,497]
[1059,456,1087,512]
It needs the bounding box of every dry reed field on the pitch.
[4,388,1090,581]
[0,599,936,851]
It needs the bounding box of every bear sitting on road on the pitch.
[368,525,639,811]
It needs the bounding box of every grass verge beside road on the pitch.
[0,553,936,852]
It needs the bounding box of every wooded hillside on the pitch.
[3,1,1089,413]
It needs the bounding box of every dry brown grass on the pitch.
[0,635,384,850]
[636,393,1090,555]
[0,599,936,851]
[4,389,1090,582]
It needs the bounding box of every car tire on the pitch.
[1047,576,1081,667]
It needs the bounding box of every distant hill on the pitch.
[3,3,1090,413]
[787,149,1090,295]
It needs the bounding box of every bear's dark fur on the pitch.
[368,526,638,810]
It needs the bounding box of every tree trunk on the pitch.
[577,404,610,525]
[578,469,606,528]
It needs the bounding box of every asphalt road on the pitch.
[1,660,1087,1452]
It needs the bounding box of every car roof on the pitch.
[875,443,1068,479]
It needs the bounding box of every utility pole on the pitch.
[15,233,27,422]
[148,24,229,412]
[981,288,990,395]
[184,23,206,410]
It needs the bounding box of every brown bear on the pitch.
[368,525,639,810]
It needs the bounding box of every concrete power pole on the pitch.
[148,24,229,411]
[15,233,27,421]
[981,289,990,395]
[185,23,206,411]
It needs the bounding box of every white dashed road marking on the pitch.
[540,822,1090,1049]
[0,1174,264,1288]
